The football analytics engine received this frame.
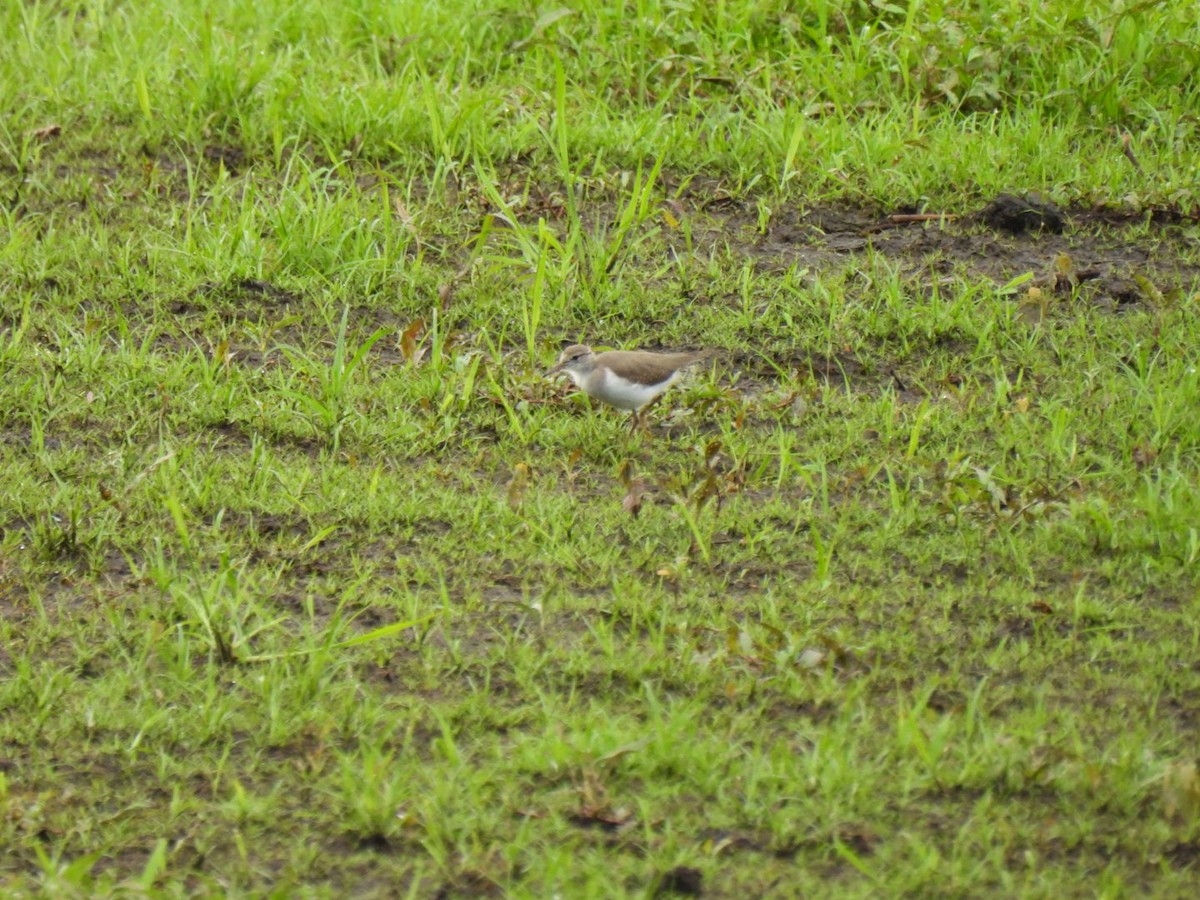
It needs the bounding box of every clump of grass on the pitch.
[278,307,389,452]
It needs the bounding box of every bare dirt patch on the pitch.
[690,196,1200,309]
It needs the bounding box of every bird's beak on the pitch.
[546,360,566,377]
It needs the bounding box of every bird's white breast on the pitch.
[585,367,675,411]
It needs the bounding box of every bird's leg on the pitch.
[633,395,668,434]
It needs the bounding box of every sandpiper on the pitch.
[547,343,713,431]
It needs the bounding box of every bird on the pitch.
[547,343,714,431]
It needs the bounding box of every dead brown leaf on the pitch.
[392,197,417,233]
[567,767,636,832]
[399,319,425,364]
[622,477,649,518]
[1121,131,1143,173]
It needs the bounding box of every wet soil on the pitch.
[699,195,1200,310]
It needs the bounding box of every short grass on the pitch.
[2,1,1200,897]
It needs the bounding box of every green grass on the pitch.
[2,0,1200,896]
